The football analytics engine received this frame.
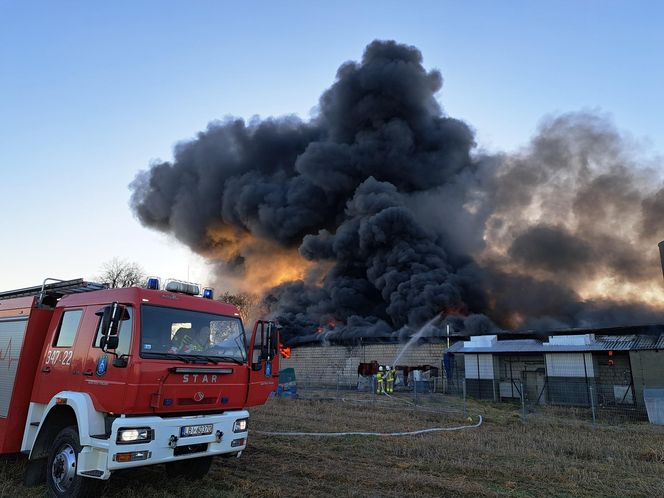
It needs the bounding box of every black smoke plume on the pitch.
[130,40,664,343]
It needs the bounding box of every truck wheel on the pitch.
[165,456,213,480]
[47,426,100,498]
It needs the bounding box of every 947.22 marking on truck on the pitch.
[45,349,73,366]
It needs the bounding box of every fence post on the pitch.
[589,384,596,426]
[372,375,376,404]
[463,378,467,417]
[336,373,340,399]
[520,382,526,421]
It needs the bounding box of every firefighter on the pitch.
[376,365,385,394]
[170,325,209,353]
[196,325,211,349]
[386,365,395,394]
[170,327,193,352]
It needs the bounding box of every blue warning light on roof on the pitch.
[146,277,160,290]
[203,287,214,299]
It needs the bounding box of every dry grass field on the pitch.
[2,396,664,497]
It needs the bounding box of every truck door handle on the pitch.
[41,366,51,373]
[83,370,93,376]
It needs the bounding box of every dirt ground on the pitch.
[1,396,664,497]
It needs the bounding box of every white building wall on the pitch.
[463,335,497,348]
[545,353,595,377]
[464,354,495,379]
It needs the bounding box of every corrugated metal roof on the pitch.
[286,323,664,348]
[451,334,664,354]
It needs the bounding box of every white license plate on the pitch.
[180,424,213,437]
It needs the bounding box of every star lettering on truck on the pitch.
[182,374,218,383]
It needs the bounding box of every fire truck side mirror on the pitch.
[251,321,279,369]
[260,322,278,361]
[267,322,279,360]
[257,322,269,363]
[101,335,119,351]
[97,302,126,351]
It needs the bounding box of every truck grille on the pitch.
[173,443,208,456]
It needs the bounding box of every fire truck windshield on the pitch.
[139,305,247,363]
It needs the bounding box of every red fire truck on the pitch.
[0,278,279,497]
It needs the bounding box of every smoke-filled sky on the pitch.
[131,40,664,341]
[1,2,663,332]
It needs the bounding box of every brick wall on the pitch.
[280,343,447,389]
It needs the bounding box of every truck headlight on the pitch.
[117,427,153,444]
[233,418,248,433]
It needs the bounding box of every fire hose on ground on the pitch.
[250,415,482,438]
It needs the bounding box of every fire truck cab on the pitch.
[0,278,279,497]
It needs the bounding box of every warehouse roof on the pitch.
[286,323,664,347]
[448,333,664,354]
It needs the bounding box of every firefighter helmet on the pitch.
[379,366,384,371]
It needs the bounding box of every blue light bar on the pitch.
[146,277,160,290]
[203,287,214,299]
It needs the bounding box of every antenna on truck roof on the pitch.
[0,277,108,307]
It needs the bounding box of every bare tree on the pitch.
[95,258,146,288]
[219,291,263,324]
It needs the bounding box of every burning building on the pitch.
[129,40,664,343]
[278,338,447,394]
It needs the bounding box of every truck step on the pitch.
[80,470,104,477]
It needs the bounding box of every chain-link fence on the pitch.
[278,342,469,418]
[457,351,653,424]
[287,372,471,420]
[462,374,647,424]
[278,343,661,426]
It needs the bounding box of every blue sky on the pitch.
[1,0,662,291]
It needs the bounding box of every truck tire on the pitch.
[46,426,100,498]
[165,456,213,480]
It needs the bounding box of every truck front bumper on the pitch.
[78,410,249,478]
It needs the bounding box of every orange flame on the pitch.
[279,343,292,359]
[205,224,312,294]
[315,318,338,334]
[441,304,468,317]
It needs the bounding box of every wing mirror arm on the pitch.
[95,302,129,367]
